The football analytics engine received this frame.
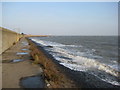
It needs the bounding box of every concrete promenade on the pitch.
[0,27,23,89]
[2,38,43,88]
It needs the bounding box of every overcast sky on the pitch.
[1,2,118,35]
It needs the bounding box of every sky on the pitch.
[1,2,118,35]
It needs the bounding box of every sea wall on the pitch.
[0,27,23,54]
[27,38,76,88]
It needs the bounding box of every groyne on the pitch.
[27,38,76,88]
[0,27,24,54]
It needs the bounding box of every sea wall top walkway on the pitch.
[0,27,24,89]
[2,37,44,88]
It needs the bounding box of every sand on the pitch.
[2,38,43,88]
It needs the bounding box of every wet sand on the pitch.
[2,38,44,88]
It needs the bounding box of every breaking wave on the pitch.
[30,38,120,86]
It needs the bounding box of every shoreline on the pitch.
[27,38,77,88]
[27,37,120,88]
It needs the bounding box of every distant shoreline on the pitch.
[25,35,50,37]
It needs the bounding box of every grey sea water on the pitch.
[30,36,119,86]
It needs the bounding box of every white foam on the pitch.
[60,62,86,71]
[55,50,119,77]
[30,38,120,86]
[102,78,120,86]
[30,38,82,48]
[31,38,119,76]
[91,73,120,86]
[108,64,119,71]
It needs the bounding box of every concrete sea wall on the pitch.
[27,38,76,88]
[0,27,23,54]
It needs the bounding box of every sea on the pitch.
[30,36,120,86]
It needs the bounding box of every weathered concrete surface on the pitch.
[2,38,43,88]
[0,27,23,54]
[27,38,76,88]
